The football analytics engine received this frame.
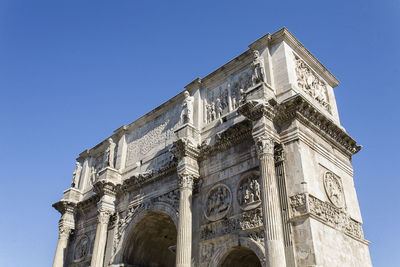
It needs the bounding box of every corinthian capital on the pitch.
[98,209,113,225]
[178,173,196,190]
[255,136,275,158]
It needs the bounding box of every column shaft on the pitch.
[176,175,193,267]
[90,211,111,267]
[256,137,286,267]
[52,228,72,267]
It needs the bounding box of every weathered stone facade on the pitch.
[52,28,372,267]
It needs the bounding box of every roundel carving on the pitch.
[237,173,261,211]
[204,184,232,221]
[74,235,89,262]
[323,171,345,208]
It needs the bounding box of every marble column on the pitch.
[53,226,73,267]
[52,202,76,267]
[90,208,112,267]
[255,135,286,267]
[176,173,194,267]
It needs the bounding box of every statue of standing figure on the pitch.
[103,138,116,168]
[251,50,266,85]
[180,91,194,124]
[71,162,82,188]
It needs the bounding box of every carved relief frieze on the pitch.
[126,112,178,167]
[73,235,90,262]
[237,173,261,211]
[200,208,263,241]
[294,54,330,112]
[204,184,232,221]
[323,171,345,208]
[246,229,265,246]
[289,193,363,240]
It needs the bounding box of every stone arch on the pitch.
[208,236,265,267]
[112,201,179,265]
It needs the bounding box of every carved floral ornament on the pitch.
[237,173,261,211]
[74,235,90,262]
[294,54,331,112]
[204,184,232,221]
[255,136,274,158]
[323,171,345,208]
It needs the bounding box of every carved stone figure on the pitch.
[251,50,266,85]
[215,98,223,118]
[71,162,82,188]
[181,91,194,124]
[238,174,261,210]
[205,184,231,221]
[103,138,116,168]
[294,54,330,111]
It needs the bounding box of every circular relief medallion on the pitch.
[323,171,345,208]
[204,184,232,221]
[74,235,89,262]
[237,173,261,211]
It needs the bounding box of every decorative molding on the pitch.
[237,99,275,122]
[275,95,361,157]
[289,193,365,242]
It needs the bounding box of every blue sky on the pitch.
[0,1,399,266]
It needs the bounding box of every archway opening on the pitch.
[219,246,262,267]
[123,211,177,267]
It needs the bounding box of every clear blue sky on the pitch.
[0,1,398,266]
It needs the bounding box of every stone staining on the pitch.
[323,171,345,209]
[204,184,232,221]
[237,173,261,211]
[294,54,330,112]
[74,235,89,262]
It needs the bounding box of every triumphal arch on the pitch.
[52,28,372,267]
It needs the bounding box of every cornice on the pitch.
[120,160,178,193]
[237,99,276,122]
[200,120,252,158]
[53,200,77,215]
[171,138,201,160]
[275,95,361,157]
[269,28,339,88]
